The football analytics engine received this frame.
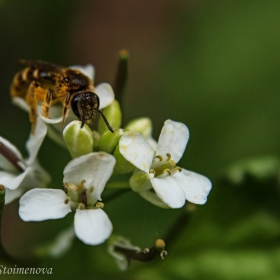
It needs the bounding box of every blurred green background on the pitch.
[1,0,280,279]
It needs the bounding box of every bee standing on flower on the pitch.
[10,60,114,133]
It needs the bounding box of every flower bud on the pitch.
[125,118,152,138]
[63,121,93,158]
[108,235,141,271]
[113,144,134,174]
[129,172,154,192]
[99,128,124,154]
[98,100,122,136]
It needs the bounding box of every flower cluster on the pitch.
[1,61,212,264]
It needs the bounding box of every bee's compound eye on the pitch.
[71,94,82,119]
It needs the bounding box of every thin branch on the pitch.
[114,239,167,264]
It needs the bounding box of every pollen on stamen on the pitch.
[78,203,85,210]
[95,202,104,209]
[155,155,163,161]
[149,169,155,175]
[168,159,176,167]
[165,153,171,161]
[163,169,172,176]
[175,166,182,172]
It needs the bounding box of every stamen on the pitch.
[175,166,182,172]
[149,169,155,175]
[165,153,171,162]
[78,203,85,210]
[163,169,171,176]
[77,180,86,191]
[95,202,104,209]
[64,198,69,204]
[168,159,176,166]
[155,155,163,161]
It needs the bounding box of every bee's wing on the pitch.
[18,60,63,72]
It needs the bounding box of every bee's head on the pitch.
[71,91,99,128]
[71,91,114,132]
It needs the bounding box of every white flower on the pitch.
[119,119,212,209]
[124,117,157,150]
[12,64,115,146]
[108,236,141,270]
[0,117,50,204]
[19,152,116,246]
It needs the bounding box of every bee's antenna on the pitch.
[97,109,114,133]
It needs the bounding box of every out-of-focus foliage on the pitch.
[1,0,280,279]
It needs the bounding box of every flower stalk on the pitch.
[113,49,129,107]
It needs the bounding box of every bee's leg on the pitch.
[26,81,41,133]
[42,88,53,118]
[61,92,71,126]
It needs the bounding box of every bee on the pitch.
[10,60,114,133]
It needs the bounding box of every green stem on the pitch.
[113,49,129,108]
[164,205,193,248]
[0,185,17,262]
[0,185,38,265]
[105,181,130,189]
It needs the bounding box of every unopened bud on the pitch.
[99,128,124,154]
[98,100,122,136]
[63,121,93,158]
[125,118,152,139]
[129,172,154,192]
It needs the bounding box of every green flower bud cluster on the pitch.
[63,100,153,175]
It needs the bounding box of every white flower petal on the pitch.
[150,177,186,208]
[139,190,170,209]
[0,136,23,172]
[119,131,154,173]
[25,117,47,165]
[70,64,95,81]
[63,152,116,202]
[46,124,66,147]
[39,114,62,124]
[173,169,212,205]
[12,97,30,112]
[19,189,71,221]
[95,83,114,109]
[108,236,141,271]
[156,120,189,163]
[26,160,51,187]
[74,208,112,245]
[0,167,33,190]
[147,137,157,151]
[48,226,76,258]
[5,187,24,205]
